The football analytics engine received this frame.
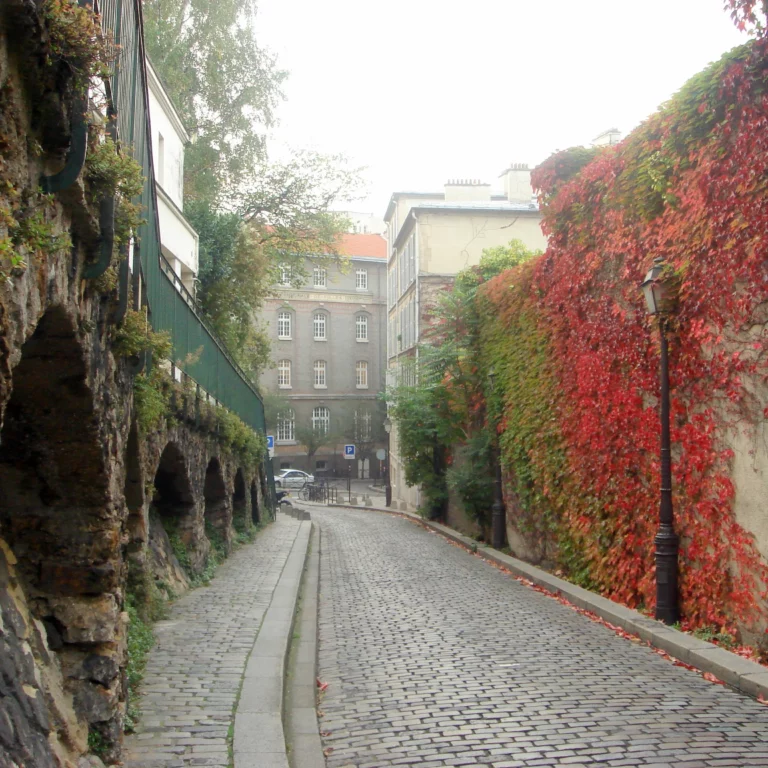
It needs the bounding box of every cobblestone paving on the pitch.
[123,516,302,768]
[314,508,768,768]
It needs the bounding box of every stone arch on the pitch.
[147,441,200,579]
[232,468,247,533]
[0,306,119,760]
[204,457,231,552]
[251,479,261,525]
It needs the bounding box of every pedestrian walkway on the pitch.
[314,506,768,768]
[123,516,306,768]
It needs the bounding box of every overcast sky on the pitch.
[256,0,747,218]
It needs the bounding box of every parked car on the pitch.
[274,469,314,488]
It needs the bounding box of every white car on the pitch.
[274,469,314,488]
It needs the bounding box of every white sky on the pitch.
[256,0,748,217]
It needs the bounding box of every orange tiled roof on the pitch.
[337,233,387,259]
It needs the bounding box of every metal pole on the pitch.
[385,431,392,507]
[491,435,505,550]
[655,317,679,624]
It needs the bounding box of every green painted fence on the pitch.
[95,0,276,505]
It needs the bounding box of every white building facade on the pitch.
[147,61,199,295]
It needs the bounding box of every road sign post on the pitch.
[344,445,355,501]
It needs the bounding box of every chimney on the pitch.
[500,163,533,205]
[443,179,491,202]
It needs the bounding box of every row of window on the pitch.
[279,266,369,291]
[277,359,369,389]
[277,311,369,341]
[276,408,373,442]
[388,233,416,308]
[387,298,417,357]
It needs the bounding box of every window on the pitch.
[277,311,292,339]
[313,267,327,288]
[279,265,292,286]
[313,312,327,340]
[277,359,292,388]
[315,460,327,470]
[277,409,295,442]
[280,461,291,470]
[157,134,165,187]
[354,410,372,441]
[356,314,368,341]
[356,268,368,290]
[312,406,330,435]
[314,360,327,388]
[356,361,368,389]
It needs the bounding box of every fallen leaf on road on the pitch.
[316,678,329,692]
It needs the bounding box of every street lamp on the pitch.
[383,416,392,508]
[641,256,679,625]
[487,368,506,550]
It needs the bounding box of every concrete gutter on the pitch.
[328,502,768,702]
[233,516,312,768]
[284,525,325,768]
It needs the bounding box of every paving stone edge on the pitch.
[328,501,768,703]
[233,516,312,768]
[284,524,325,768]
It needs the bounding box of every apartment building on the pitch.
[384,166,548,511]
[260,234,388,478]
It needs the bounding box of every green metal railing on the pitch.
[95,0,276,505]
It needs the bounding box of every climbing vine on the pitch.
[473,37,768,634]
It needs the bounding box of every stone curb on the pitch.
[329,502,768,703]
[284,524,325,768]
[233,519,312,768]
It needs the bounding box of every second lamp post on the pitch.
[641,256,679,625]
[487,368,506,551]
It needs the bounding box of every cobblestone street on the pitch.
[314,507,768,768]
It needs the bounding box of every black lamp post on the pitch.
[487,368,506,551]
[641,257,679,625]
[383,416,392,508]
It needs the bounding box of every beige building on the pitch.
[384,166,547,511]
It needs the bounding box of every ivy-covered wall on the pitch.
[477,35,768,639]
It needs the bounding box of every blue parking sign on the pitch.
[267,435,275,450]
[344,444,355,459]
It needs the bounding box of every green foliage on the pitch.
[133,370,173,434]
[124,598,156,733]
[85,135,145,245]
[42,0,116,89]
[1,189,70,284]
[142,0,286,207]
[390,241,542,523]
[215,405,268,466]
[188,206,273,377]
[446,431,494,532]
[87,729,109,757]
[113,308,173,360]
[691,625,737,650]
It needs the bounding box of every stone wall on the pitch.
[0,5,268,766]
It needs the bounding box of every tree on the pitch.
[295,421,335,469]
[339,401,386,478]
[389,240,542,523]
[143,0,364,377]
[142,0,285,206]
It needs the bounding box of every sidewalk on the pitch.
[123,514,310,768]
